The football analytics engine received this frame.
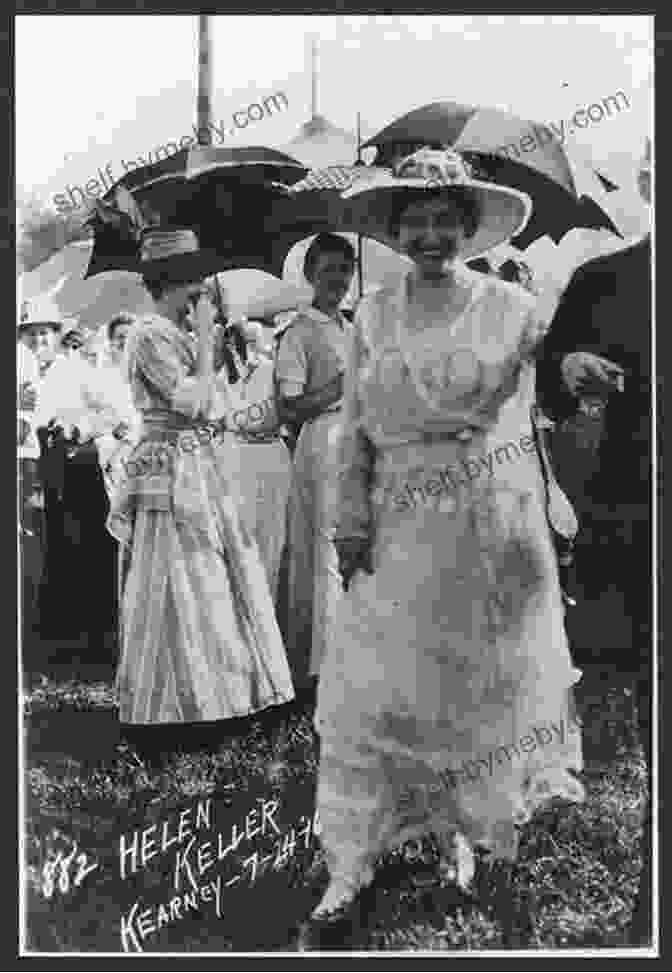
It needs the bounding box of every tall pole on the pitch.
[310,35,318,120]
[196,14,214,384]
[197,15,213,145]
[356,111,364,300]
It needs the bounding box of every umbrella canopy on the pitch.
[361,101,622,245]
[84,146,308,278]
[99,144,306,210]
[18,240,153,332]
[363,101,576,189]
[216,269,313,321]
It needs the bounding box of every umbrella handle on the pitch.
[357,234,364,300]
[195,291,215,395]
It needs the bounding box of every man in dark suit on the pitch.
[536,141,652,946]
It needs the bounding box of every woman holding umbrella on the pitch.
[107,228,293,751]
[300,149,584,947]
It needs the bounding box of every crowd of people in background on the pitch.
[17,139,652,948]
[17,236,539,671]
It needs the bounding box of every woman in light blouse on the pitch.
[275,234,356,689]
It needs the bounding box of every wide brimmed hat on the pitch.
[342,147,533,262]
[17,295,65,334]
[139,228,223,283]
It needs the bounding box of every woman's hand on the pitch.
[560,352,625,398]
[193,290,217,336]
[334,536,374,592]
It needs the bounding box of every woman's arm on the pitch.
[332,317,376,543]
[276,373,344,425]
[127,322,212,419]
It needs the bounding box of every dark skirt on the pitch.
[38,438,118,650]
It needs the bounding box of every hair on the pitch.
[142,269,204,302]
[107,312,136,343]
[389,187,481,239]
[303,233,356,284]
[498,260,520,283]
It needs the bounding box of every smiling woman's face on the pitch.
[397,197,469,277]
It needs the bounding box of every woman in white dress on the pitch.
[275,235,356,689]
[88,313,142,500]
[300,150,584,948]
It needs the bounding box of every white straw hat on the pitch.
[342,147,533,262]
[17,295,80,337]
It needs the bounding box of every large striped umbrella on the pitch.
[361,101,622,247]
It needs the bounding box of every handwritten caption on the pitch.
[118,795,320,953]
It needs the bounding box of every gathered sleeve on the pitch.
[125,319,214,418]
[274,324,309,396]
[518,296,551,363]
[332,304,377,542]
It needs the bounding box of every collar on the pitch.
[394,260,486,316]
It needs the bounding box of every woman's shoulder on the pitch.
[477,273,538,317]
[354,281,406,347]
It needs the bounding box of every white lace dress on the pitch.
[314,266,584,901]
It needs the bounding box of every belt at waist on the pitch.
[140,411,226,445]
[381,425,484,448]
[141,408,200,431]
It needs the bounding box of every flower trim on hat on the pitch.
[393,147,476,187]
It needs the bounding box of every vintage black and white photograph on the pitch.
[17,14,656,956]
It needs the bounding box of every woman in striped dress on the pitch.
[107,230,293,738]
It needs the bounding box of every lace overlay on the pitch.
[314,268,584,895]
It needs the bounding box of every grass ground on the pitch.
[22,652,648,954]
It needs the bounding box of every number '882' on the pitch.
[41,839,99,899]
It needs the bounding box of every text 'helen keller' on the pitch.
[118,795,320,952]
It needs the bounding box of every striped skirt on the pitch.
[109,427,294,724]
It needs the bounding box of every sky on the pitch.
[16,14,653,213]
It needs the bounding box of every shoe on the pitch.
[293,880,380,951]
[294,903,358,952]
